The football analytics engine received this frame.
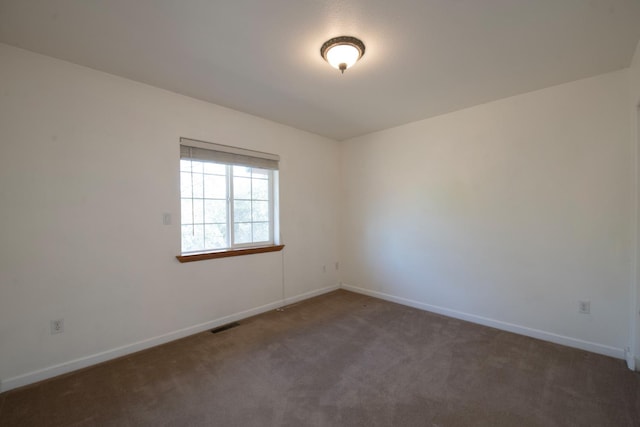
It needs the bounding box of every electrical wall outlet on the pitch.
[50,319,64,334]
[578,301,590,314]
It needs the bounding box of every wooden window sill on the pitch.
[176,245,285,263]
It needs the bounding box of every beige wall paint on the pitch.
[0,43,341,389]
[340,70,633,356]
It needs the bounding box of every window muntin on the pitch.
[180,159,275,254]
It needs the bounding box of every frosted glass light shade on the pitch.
[320,36,365,74]
[326,44,360,71]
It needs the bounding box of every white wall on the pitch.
[0,43,341,390]
[340,69,633,357]
[630,40,640,368]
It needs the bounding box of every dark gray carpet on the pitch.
[0,290,638,426]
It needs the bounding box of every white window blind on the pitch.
[179,137,279,170]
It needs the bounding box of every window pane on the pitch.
[180,172,193,196]
[182,224,204,252]
[204,200,227,223]
[234,222,252,244]
[234,201,252,222]
[233,165,251,177]
[181,199,193,225]
[203,162,226,175]
[253,222,269,242]
[180,160,192,172]
[252,178,268,200]
[252,168,269,178]
[190,160,203,173]
[192,173,204,198]
[234,176,251,199]
[204,174,226,199]
[192,199,204,223]
[205,223,227,249]
[252,201,269,222]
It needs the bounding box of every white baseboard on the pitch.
[624,347,636,370]
[341,284,625,360]
[0,284,340,393]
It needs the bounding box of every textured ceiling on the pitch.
[1,0,639,140]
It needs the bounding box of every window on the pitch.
[178,138,280,258]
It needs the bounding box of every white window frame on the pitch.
[179,138,280,255]
[227,164,275,249]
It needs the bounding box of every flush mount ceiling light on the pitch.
[320,36,365,74]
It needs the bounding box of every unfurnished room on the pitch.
[1,1,640,426]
